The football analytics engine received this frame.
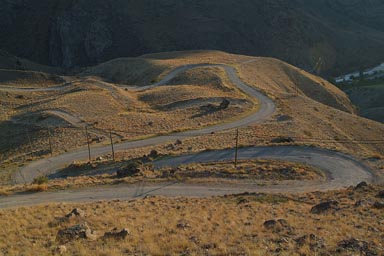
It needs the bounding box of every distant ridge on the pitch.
[1,0,384,75]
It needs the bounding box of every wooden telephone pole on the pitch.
[47,127,53,156]
[85,126,91,162]
[234,128,239,168]
[109,130,115,161]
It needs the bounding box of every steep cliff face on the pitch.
[1,0,384,74]
[48,7,113,67]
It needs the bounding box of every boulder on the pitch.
[354,199,373,208]
[176,221,191,229]
[354,181,368,190]
[237,198,250,205]
[336,238,376,255]
[263,219,290,232]
[65,208,86,218]
[56,222,96,244]
[149,149,158,158]
[116,162,141,177]
[376,190,384,198]
[271,137,295,143]
[295,234,325,251]
[310,200,339,214]
[219,99,230,109]
[373,201,384,209]
[103,228,130,240]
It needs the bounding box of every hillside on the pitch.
[345,82,384,123]
[1,51,383,184]
[1,184,384,255]
[1,0,384,75]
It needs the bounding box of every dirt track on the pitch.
[0,63,374,208]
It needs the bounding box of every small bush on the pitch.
[33,176,49,185]
[117,161,142,178]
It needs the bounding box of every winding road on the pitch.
[0,63,374,208]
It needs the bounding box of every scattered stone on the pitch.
[177,221,191,229]
[263,219,290,232]
[336,238,377,255]
[96,156,103,161]
[149,149,158,158]
[117,161,141,177]
[166,144,175,150]
[65,208,86,218]
[355,181,368,190]
[295,234,325,251]
[15,95,26,99]
[55,245,67,255]
[263,219,278,229]
[354,199,373,208]
[56,222,96,244]
[373,201,384,209]
[237,198,250,205]
[276,115,292,122]
[219,99,230,109]
[202,243,217,250]
[310,200,339,214]
[49,208,86,227]
[376,190,384,198]
[103,228,130,240]
[271,137,295,143]
[91,136,105,143]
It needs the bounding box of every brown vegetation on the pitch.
[0,159,319,196]
[1,51,384,184]
[0,184,383,255]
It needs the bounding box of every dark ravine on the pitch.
[1,0,384,75]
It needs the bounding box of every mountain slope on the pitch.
[1,0,384,75]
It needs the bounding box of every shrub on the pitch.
[33,176,49,185]
[116,161,142,178]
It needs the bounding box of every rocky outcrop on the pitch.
[48,5,113,68]
[263,219,291,233]
[65,208,86,218]
[56,222,96,244]
[310,200,339,214]
[102,228,130,240]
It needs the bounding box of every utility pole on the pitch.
[26,128,33,158]
[47,127,53,156]
[109,130,115,162]
[85,126,91,162]
[234,128,239,168]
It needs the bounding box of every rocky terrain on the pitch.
[1,0,384,75]
[0,182,383,255]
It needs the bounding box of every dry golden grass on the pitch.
[1,50,384,184]
[27,184,48,192]
[0,159,320,195]
[0,61,254,172]
[0,69,63,88]
[159,159,323,181]
[0,185,383,255]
